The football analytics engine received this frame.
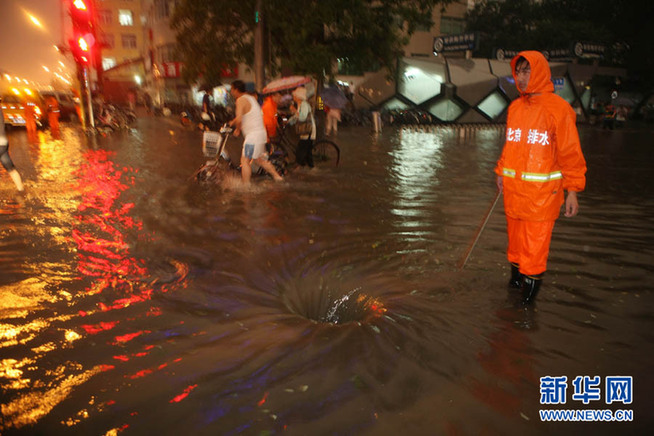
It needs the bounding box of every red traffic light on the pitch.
[72,0,88,11]
[70,0,93,32]
[69,0,96,66]
[69,33,95,64]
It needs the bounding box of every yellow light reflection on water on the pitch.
[1,366,103,429]
[0,147,171,432]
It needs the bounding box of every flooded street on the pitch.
[1,117,652,435]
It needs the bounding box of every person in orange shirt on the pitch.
[495,51,587,304]
[24,100,38,143]
[261,91,282,145]
[45,95,61,139]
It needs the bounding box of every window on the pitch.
[477,91,508,120]
[398,60,446,105]
[98,9,112,25]
[440,16,465,35]
[154,0,178,19]
[101,33,115,49]
[428,98,465,121]
[102,57,117,71]
[118,10,133,26]
[155,0,169,19]
[121,34,137,49]
[158,43,178,63]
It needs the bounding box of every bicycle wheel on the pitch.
[194,163,219,183]
[312,139,340,167]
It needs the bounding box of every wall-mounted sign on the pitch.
[433,32,478,53]
[495,43,604,62]
[220,66,239,78]
[573,42,605,58]
[160,62,183,78]
[543,48,574,61]
[494,48,520,61]
[552,77,565,90]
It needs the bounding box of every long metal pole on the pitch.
[84,66,95,129]
[457,189,501,270]
[253,0,264,92]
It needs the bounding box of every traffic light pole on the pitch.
[254,0,264,92]
[83,66,95,129]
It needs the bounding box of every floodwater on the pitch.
[1,118,652,435]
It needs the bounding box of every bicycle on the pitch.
[192,124,287,183]
[272,118,341,168]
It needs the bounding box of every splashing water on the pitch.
[325,287,361,324]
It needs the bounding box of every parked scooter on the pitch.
[181,106,231,131]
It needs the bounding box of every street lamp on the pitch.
[23,10,45,30]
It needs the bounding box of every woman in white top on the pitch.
[229,81,283,184]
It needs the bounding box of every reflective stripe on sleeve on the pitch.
[502,168,516,178]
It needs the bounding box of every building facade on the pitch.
[132,1,476,108]
[93,0,148,103]
[403,0,476,58]
[96,0,146,71]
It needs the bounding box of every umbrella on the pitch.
[262,76,311,94]
[320,86,348,109]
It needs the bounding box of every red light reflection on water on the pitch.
[170,385,198,403]
[81,320,119,334]
[125,357,182,380]
[114,331,150,344]
[257,391,269,407]
[72,150,149,306]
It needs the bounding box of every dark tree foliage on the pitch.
[171,0,452,87]
[466,0,653,89]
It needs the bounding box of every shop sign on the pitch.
[220,66,238,78]
[160,62,183,78]
[433,32,478,53]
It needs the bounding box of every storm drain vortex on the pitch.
[281,286,386,325]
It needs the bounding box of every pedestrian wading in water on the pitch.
[495,51,587,304]
[0,105,26,194]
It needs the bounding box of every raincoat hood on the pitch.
[292,87,307,101]
[511,51,554,95]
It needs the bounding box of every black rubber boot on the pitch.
[508,263,522,289]
[522,274,543,304]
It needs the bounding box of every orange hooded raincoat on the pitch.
[495,51,586,274]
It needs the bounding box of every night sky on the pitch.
[0,0,71,85]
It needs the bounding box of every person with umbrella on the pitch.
[321,86,348,136]
[288,87,316,168]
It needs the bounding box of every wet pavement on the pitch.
[1,116,653,435]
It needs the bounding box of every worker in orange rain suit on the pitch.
[24,99,38,143]
[495,51,586,304]
[262,91,282,147]
[45,95,61,139]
